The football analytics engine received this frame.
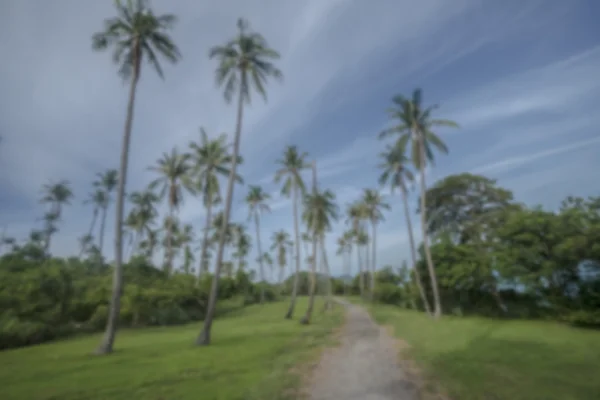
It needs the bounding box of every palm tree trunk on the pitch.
[196,74,246,346]
[418,136,442,319]
[165,205,174,275]
[98,205,108,259]
[254,214,266,304]
[320,235,333,310]
[95,43,140,355]
[400,185,432,315]
[285,182,302,319]
[301,161,318,325]
[198,197,213,282]
[370,222,377,302]
[357,245,365,297]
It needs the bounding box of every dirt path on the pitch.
[307,301,417,400]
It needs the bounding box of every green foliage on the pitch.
[0,255,278,350]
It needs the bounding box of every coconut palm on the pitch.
[346,202,369,297]
[245,185,271,303]
[39,180,73,254]
[149,148,194,274]
[260,252,274,282]
[232,224,252,274]
[81,189,106,257]
[127,190,159,258]
[301,187,339,324]
[197,18,282,345]
[93,169,118,258]
[336,232,353,295]
[188,128,243,280]
[271,230,292,290]
[378,142,431,314]
[379,88,458,318]
[274,145,310,318]
[361,189,390,300]
[92,0,181,354]
[175,223,195,274]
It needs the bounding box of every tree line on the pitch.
[2,0,598,353]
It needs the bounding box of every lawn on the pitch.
[0,298,343,400]
[366,303,600,400]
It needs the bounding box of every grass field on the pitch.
[366,303,600,400]
[0,298,343,400]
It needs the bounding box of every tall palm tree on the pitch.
[81,189,106,257]
[246,185,271,303]
[301,186,339,323]
[346,202,368,297]
[188,128,243,280]
[149,148,194,274]
[127,190,159,259]
[378,142,431,314]
[336,232,353,295]
[232,224,252,274]
[93,169,118,258]
[274,145,310,318]
[271,230,292,290]
[175,223,195,274]
[379,88,458,318]
[198,18,282,345]
[260,252,274,282]
[92,0,181,354]
[39,180,73,254]
[361,189,390,301]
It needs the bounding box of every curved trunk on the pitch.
[418,135,442,319]
[285,182,302,319]
[401,185,432,315]
[198,196,214,282]
[254,214,266,303]
[95,41,140,355]
[196,74,245,345]
[370,222,377,302]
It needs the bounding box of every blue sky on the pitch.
[0,0,599,277]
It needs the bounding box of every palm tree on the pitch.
[361,189,390,301]
[379,88,458,318]
[271,230,292,290]
[92,0,181,354]
[149,148,194,274]
[197,18,282,345]
[93,169,118,258]
[378,142,431,314]
[346,202,368,297]
[175,223,195,274]
[232,224,252,274]
[260,252,274,282]
[336,232,353,295]
[274,145,310,319]
[127,190,159,260]
[81,189,106,257]
[188,128,243,280]
[301,186,339,323]
[246,185,271,303]
[39,180,73,254]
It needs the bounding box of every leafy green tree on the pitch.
[197,18,282,346]
[380,88,458,318]
[379,141,431,314]
[91,0,181,354]
[274,145,310,318]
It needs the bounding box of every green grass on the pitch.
[365,303,600,400]
[0,298,343,400]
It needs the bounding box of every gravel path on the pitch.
[307,301,417,400]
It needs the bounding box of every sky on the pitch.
[1,0,599,278]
